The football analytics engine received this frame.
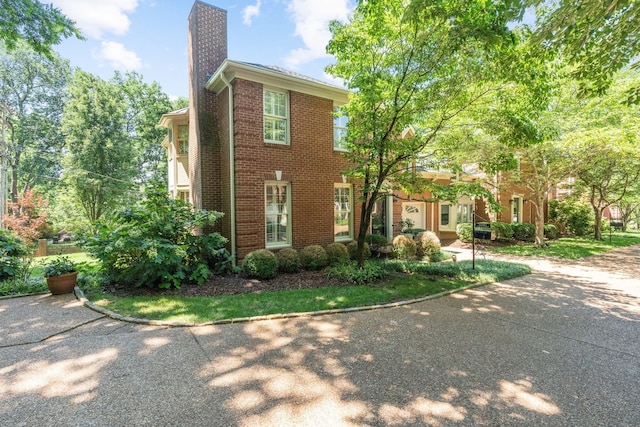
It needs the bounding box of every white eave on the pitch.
[159,107,188,128]
[206,60,350,105]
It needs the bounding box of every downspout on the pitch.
[220,72,237,266]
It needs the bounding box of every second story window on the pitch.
[264,89,289,145]
[333,108,348,151]
[177,124,188,155]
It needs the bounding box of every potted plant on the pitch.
[43,256,78,295]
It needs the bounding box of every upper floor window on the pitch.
[333,108,348,151]
[177,124,188,155]
[264,89,289,145]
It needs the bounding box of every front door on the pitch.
[402,202,425,230]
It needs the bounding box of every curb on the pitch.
[74,280,494,328]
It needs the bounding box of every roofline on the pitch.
[206,59,350,105]
[159,108,189,127]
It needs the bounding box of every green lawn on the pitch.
[489,231,640,259]
[84,260,531,323]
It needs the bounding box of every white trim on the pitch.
[263,88,290,145]
[220,72,237,265]
[265,181,291,249]
[334,183,353,242]
[207,60,349,105]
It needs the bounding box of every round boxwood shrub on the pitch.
[326,242,350,265]
[276,247,300,273]
[392,234,417,260]
[299,245,329,270]
[491,221,513,241]
[416,231,441,258]
[347,240,371,260]
[242,249,278,279]
[456,223,473,243]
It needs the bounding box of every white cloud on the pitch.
[93,41,142,70]
[243,0,262,26]
[50,0,138,38]
[284,0,352,69]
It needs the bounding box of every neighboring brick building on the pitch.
[161,1,542,262]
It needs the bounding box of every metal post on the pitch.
[0,105,7,229]
[471,208,476,270]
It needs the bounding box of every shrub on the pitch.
[512,223,535,241]
[82,188,232,289]
[275,248,300,273]
[299,245,329,270]
[347,241,371,260]
[242,249,278,279]
[326,242,350,265]
[0,230,31,281]
[392,234,417,259]
[491,222,513,241]
[544,224,559,240]
[416,231,441,258]
[325,261,387,285]
[365,233,388,250]
[548,198,592,236]
[456,223,473,243]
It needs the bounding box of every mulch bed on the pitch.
[103,269,351,298]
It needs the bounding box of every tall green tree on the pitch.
[562,72,640,240]
[525,0,640,101]
[327,0,518,265]
[61,71,136,225]
[0,0,83,57]
[0,42,70,201]
[113,72,173,185]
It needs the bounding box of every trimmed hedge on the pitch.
[544,224,559,240]
[299,245,329,270]
[456,223,473,243]
[392,234,417,259]
[491,222,513,241]
[276,247,300,273]
[416,231,441,258]
[347,241,371,260]
[326,242,350,265]
[242,249,278,279]
[512,223,535,241]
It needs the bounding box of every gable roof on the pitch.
[206,59,349,105]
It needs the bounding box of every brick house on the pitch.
[161,1,542,262]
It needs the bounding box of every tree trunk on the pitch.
[593,206,604,240]
[355,189,378,268]
[533,194,546,247]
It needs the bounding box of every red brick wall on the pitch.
[230,78,359,260]
[188,2,227,217]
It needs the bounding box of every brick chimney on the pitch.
[187,1,227,210]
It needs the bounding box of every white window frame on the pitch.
[333,107,348,151]
[511,195,523,223]
[263,88,289,145]
[177,124,188,156]
[439,202,454,231]
[177,190,190,203]
[334,184,353,241]
[265,181,291,248]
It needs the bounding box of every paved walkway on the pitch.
[1,246,639,426]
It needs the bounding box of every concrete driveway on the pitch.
[1,245,639,426]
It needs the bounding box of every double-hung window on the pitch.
[265,182,291,248]
[333,108,348,151]
[264,89,289,144]
[334,184,353,241]
[177,124,188,155]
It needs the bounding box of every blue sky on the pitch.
[51,0,354,99]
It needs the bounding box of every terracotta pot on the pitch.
[46,271,78,295]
